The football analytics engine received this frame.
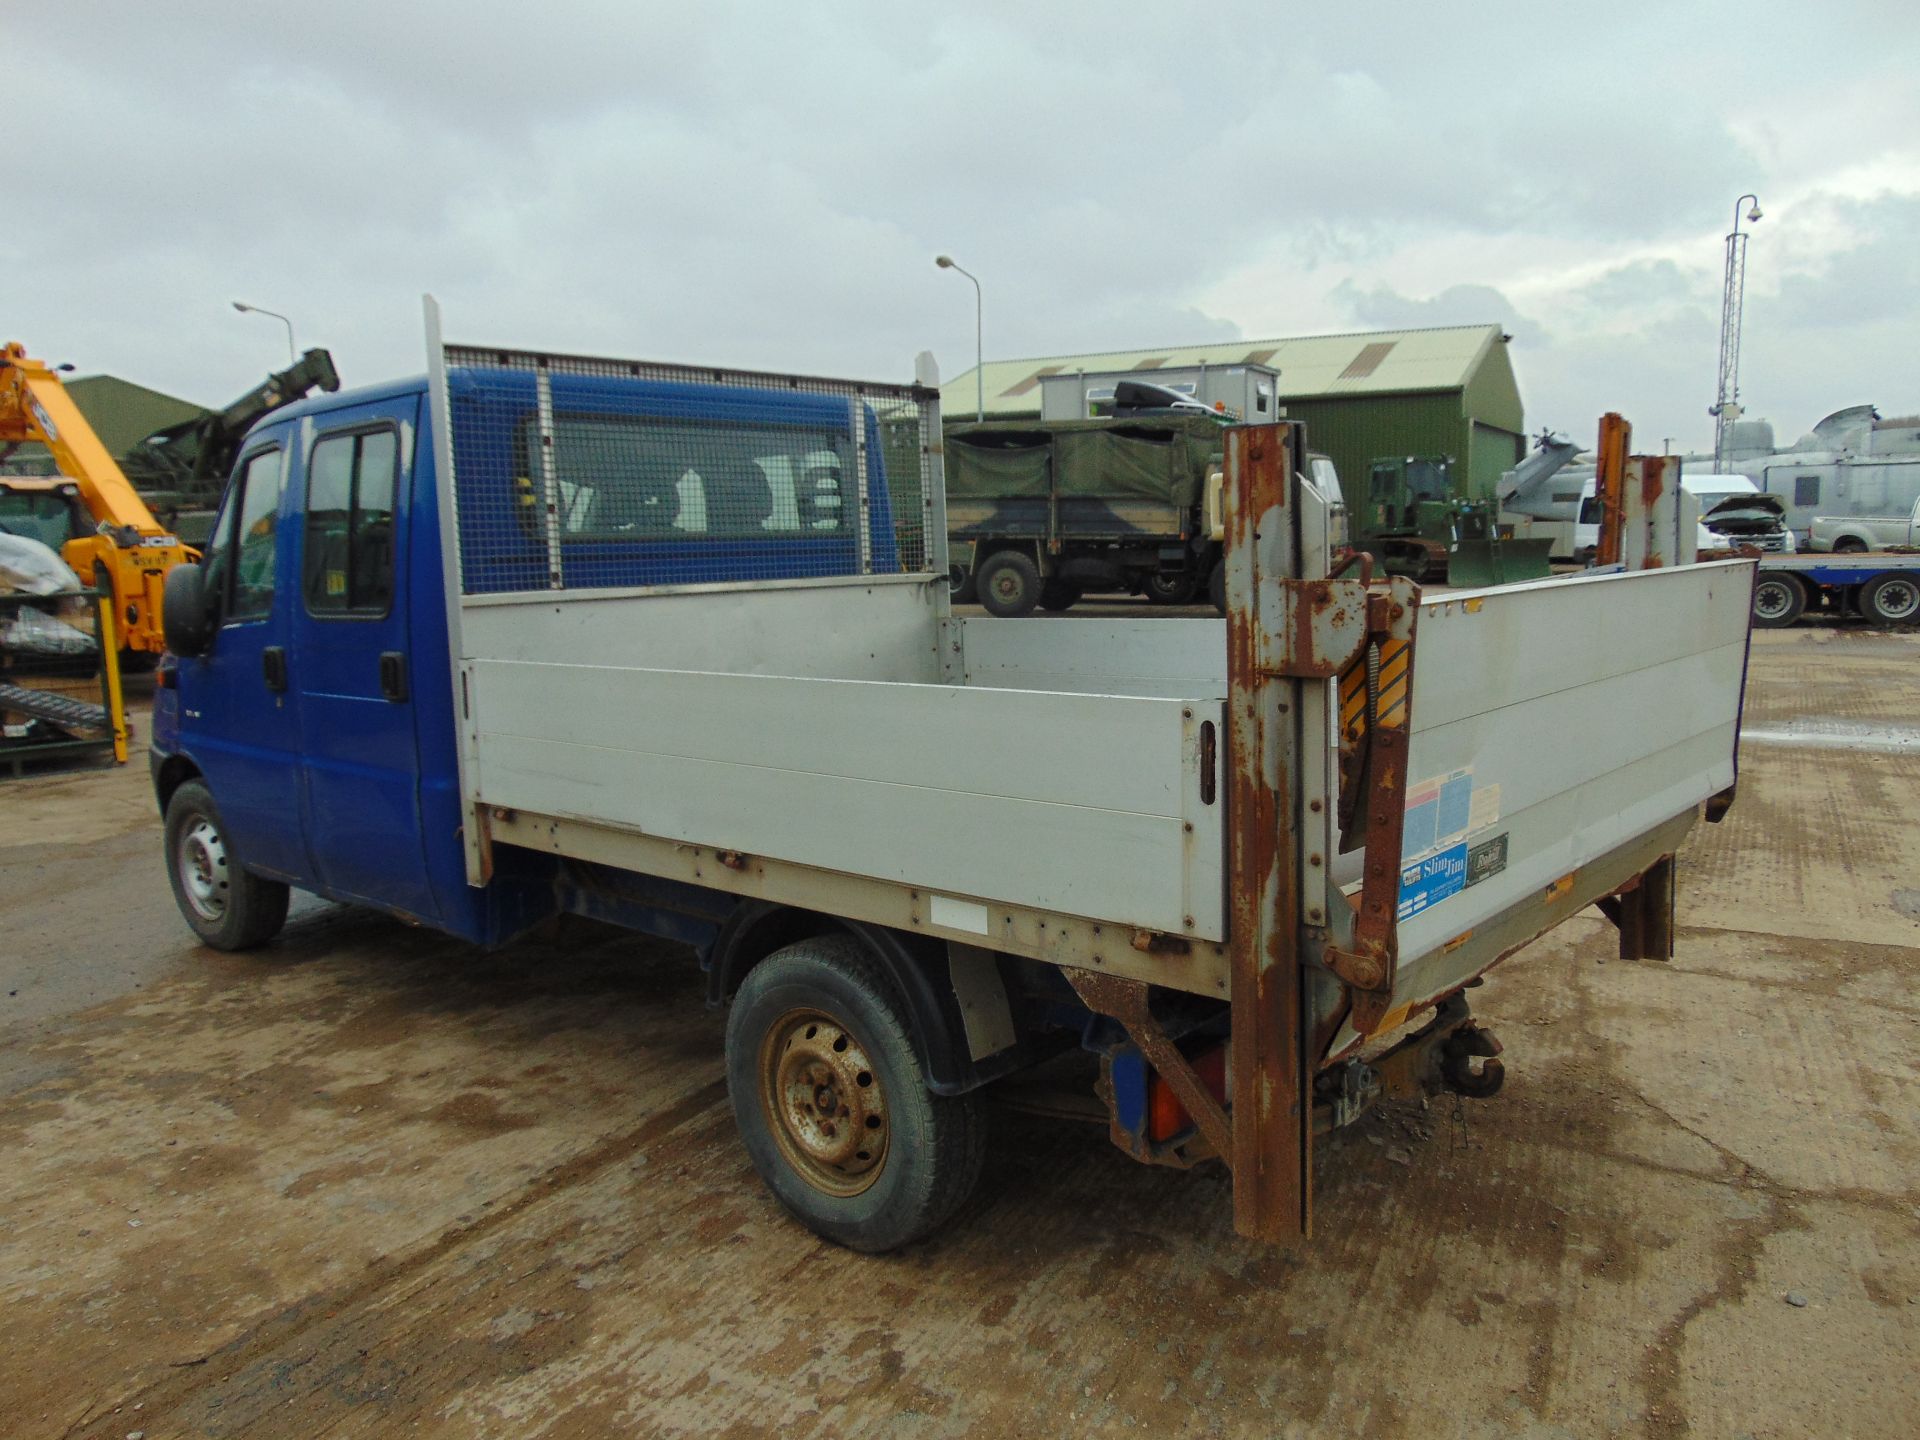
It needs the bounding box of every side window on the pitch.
[527,416,852,540]
[1794,474,1820,508]
[229,449,286,621]
[305,429,398,615]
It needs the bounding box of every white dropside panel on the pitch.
[958,617,1229,699]
[1389,561,1751,980]
[470,661,1227,939]
[463,575,942,684]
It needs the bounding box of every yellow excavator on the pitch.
[0,342,196,661]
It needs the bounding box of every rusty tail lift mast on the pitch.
[1221,421,1422,1239]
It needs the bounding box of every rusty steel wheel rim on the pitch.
[988,569,1022,604]
[758,1007,889,1198]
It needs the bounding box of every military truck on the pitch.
[945,408,1227,616]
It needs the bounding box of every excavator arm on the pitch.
[132,348,340,502]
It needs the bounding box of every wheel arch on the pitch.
[153,751,204,816]
[706,901,1013,1096]
[972,538,1049,575]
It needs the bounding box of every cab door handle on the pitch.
[379,651,408,703]
[262,646,288,693]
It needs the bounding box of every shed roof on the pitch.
[941,324,1507,419]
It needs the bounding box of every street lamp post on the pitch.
[232,301,297,367]
[1710,194,1762,470]
[935,255,983,422]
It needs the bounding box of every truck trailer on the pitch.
[150,303,1756,1252]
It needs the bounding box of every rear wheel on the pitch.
[1145,572,1197,605]
[976,551,1041,618]
[1038,579,1081,612]
[163,780,289,950]
[1859,572,1920,626]
[947,564,978,606]
[1751,572,1807,629]
[725,936,987,1252]
[1833,536,1869,554]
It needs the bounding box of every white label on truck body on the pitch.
[929,894,991,935]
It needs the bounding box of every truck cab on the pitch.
[0,477,92,553]
[151,378,489,940]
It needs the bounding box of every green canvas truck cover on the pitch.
[946,416,1220,509]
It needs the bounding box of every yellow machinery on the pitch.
[0,342,196,659]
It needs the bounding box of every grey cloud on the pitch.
[1332,281,1547,348]
[3,0,1913,450]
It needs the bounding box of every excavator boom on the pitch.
[1,344,166,537]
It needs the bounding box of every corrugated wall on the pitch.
[1284,392,1467,511]
[1288,337,1525,506]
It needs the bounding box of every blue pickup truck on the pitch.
[150,311,1752,1252]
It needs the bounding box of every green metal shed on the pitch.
[1,374,207,476]
[940,324,1525,509]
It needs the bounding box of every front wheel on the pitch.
[1751,573,1807,628]
[1859,572,1920,627]
[976,551,1041,618]
[164,779,290,950]
[725,936,986,1252]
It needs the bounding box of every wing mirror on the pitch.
[162,562,216,658]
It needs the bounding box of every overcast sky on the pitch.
[7,2,1915,452]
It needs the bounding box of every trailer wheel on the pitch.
[1038,579,1081,612]
[1859,572,1920,626]
[1208,558,1226,613]
[727,936,986,1252]
[163,780,289,951]
[947,564,978,606]
[976,552,1041,618]
[1751,573,1806,629]
[1145,573,1197,605]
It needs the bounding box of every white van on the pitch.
[1572,472,1796,561]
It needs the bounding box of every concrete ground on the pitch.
[2,627,1916,1439]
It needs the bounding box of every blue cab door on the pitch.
[181,425,311,883]
[287,396,439,922]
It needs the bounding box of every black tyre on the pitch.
[1038,579,1081,612]
[947,564,978,606]
[725,935,987,1252]
[163,779,290,950]
[1833,536,1869,554]
[976,551,1041,618]
[1751,573,1806,629]
[1145,572,1197,605]
[1208,558,1226,613]
[1859,571,1920,627]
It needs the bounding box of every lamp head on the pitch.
[1746,203,1763,223]
[232,301,251,313]
[935,255,954,269]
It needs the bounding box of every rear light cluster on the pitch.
[1146,1042,1229,1142]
